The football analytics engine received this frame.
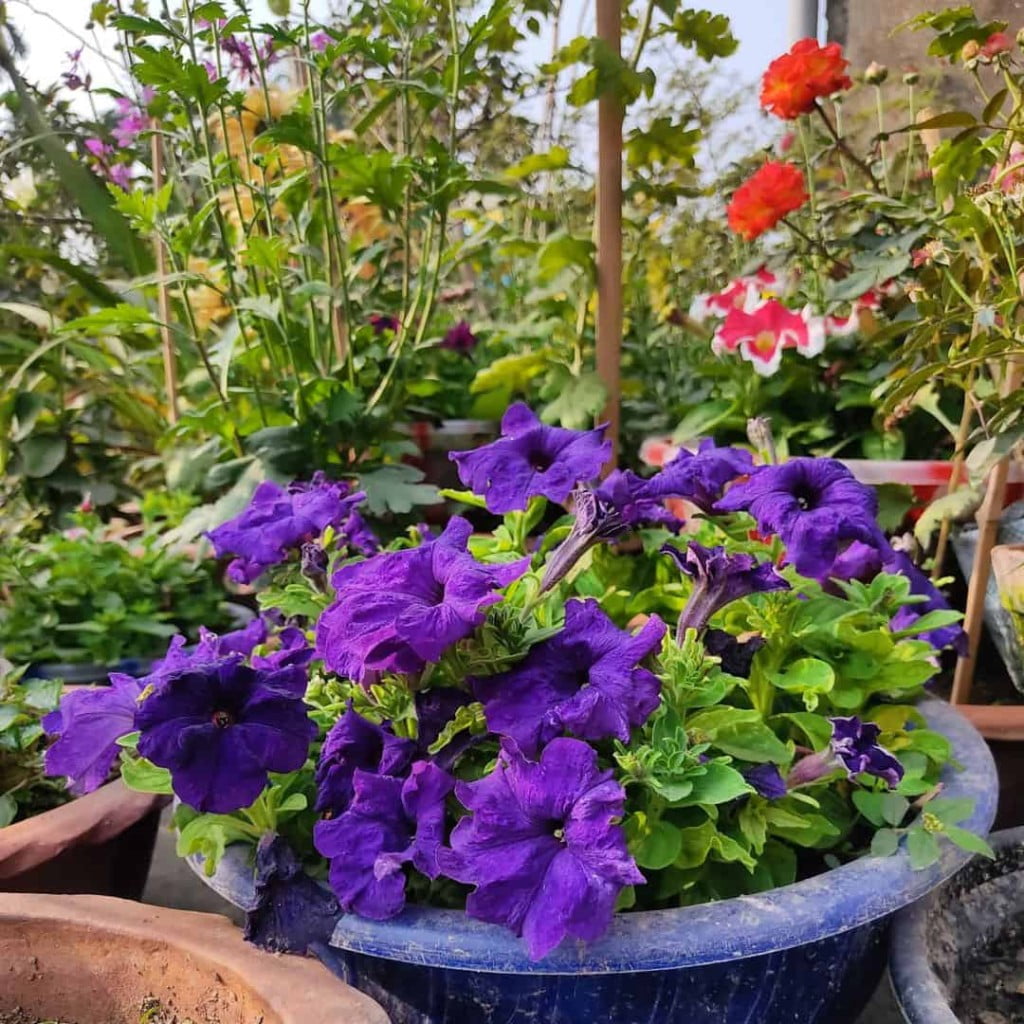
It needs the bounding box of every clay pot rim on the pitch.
[0,779,167,881]
[195,698,997,976]
[0,892,388,1024]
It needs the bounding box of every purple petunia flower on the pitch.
[149,619,269,677]
[439,738,644,960]
[450,403,611,514]
[251,625,314,671]
[316,517,528,682]
[245,833,339,955]
[745,763,787,800]
[207,473,370,584]
[439,320,479,353]
[314,704,415,815]
[714,458,885,580]
[540,470,686,592]
[820,539,887,588]
[887,551,968,655]
[474,599,665,755]
[314,760,454,919]
[654,439,755,511]
[43,673,144,795]
[788,715,904,790]
[662,542,789,636]
[310,30,331,52]
[135,655,316,813]
[369,313,400,335]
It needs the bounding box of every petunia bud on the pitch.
[902,70,920,85]
[864,61,888,85]
[746,417,777,465]
[300,541,329,589]
[267,0,291,14]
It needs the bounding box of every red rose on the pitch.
[760,38,852,120]
[727,162,808,241]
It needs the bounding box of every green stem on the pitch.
[813,100,880,189]
[874,85,890,194]
[901,82,916,200]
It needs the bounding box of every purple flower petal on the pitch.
[43,673,144,795]
[474,600,665,755]
[440,738,643,959]
[135,658,316,813]
[450,403,611,514]
[316,516,528,682]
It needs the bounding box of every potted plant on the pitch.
[42,403,995,1023]
[0,499,244,683]
[890,825,1024,1024]
[0,891,386,1024]
[0,660,164,897]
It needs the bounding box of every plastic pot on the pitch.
[189,699,996,1024]
[0,780,165,898]
[951,503,1024,695]
[890,825,1024,1023]
[0,892,387,1024]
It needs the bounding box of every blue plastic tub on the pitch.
[191,699,997,1024]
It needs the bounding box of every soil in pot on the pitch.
[953,912,1024,1023]
[0,997,199,1024]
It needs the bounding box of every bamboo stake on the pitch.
[951,358,1024,704]
[932,372,976,581]
[595,0,623,469]
[150,120,179,424]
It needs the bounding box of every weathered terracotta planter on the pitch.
[0,780,165,898]
[0,892,388,1024]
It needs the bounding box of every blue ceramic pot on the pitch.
[890,824,1024,1023]
[192,699,997,1024]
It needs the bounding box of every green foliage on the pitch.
[0,661,68,826]
[0,507,231,665]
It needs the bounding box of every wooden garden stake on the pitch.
[595,0,623,469]
[151,121,179,425]
[951,358,1024,704]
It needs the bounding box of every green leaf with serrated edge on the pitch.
[907,828,941,870]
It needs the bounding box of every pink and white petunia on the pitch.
[689,268,789,322]
[713,300,824,377]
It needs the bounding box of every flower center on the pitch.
[211,710,234,729]
[528,447,553,473]
[793,485,819,511]
[752,330,776,355]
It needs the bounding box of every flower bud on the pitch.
[267,0,290,14]
[864,61,888,85]
[300,541,329,588]
[961,39,981,62]
[902,69,920,85]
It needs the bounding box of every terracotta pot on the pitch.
[0,892,388,1024]
[0,780,165,898]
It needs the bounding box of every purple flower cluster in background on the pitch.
[207,473,375,583]
[439,320,478,353]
